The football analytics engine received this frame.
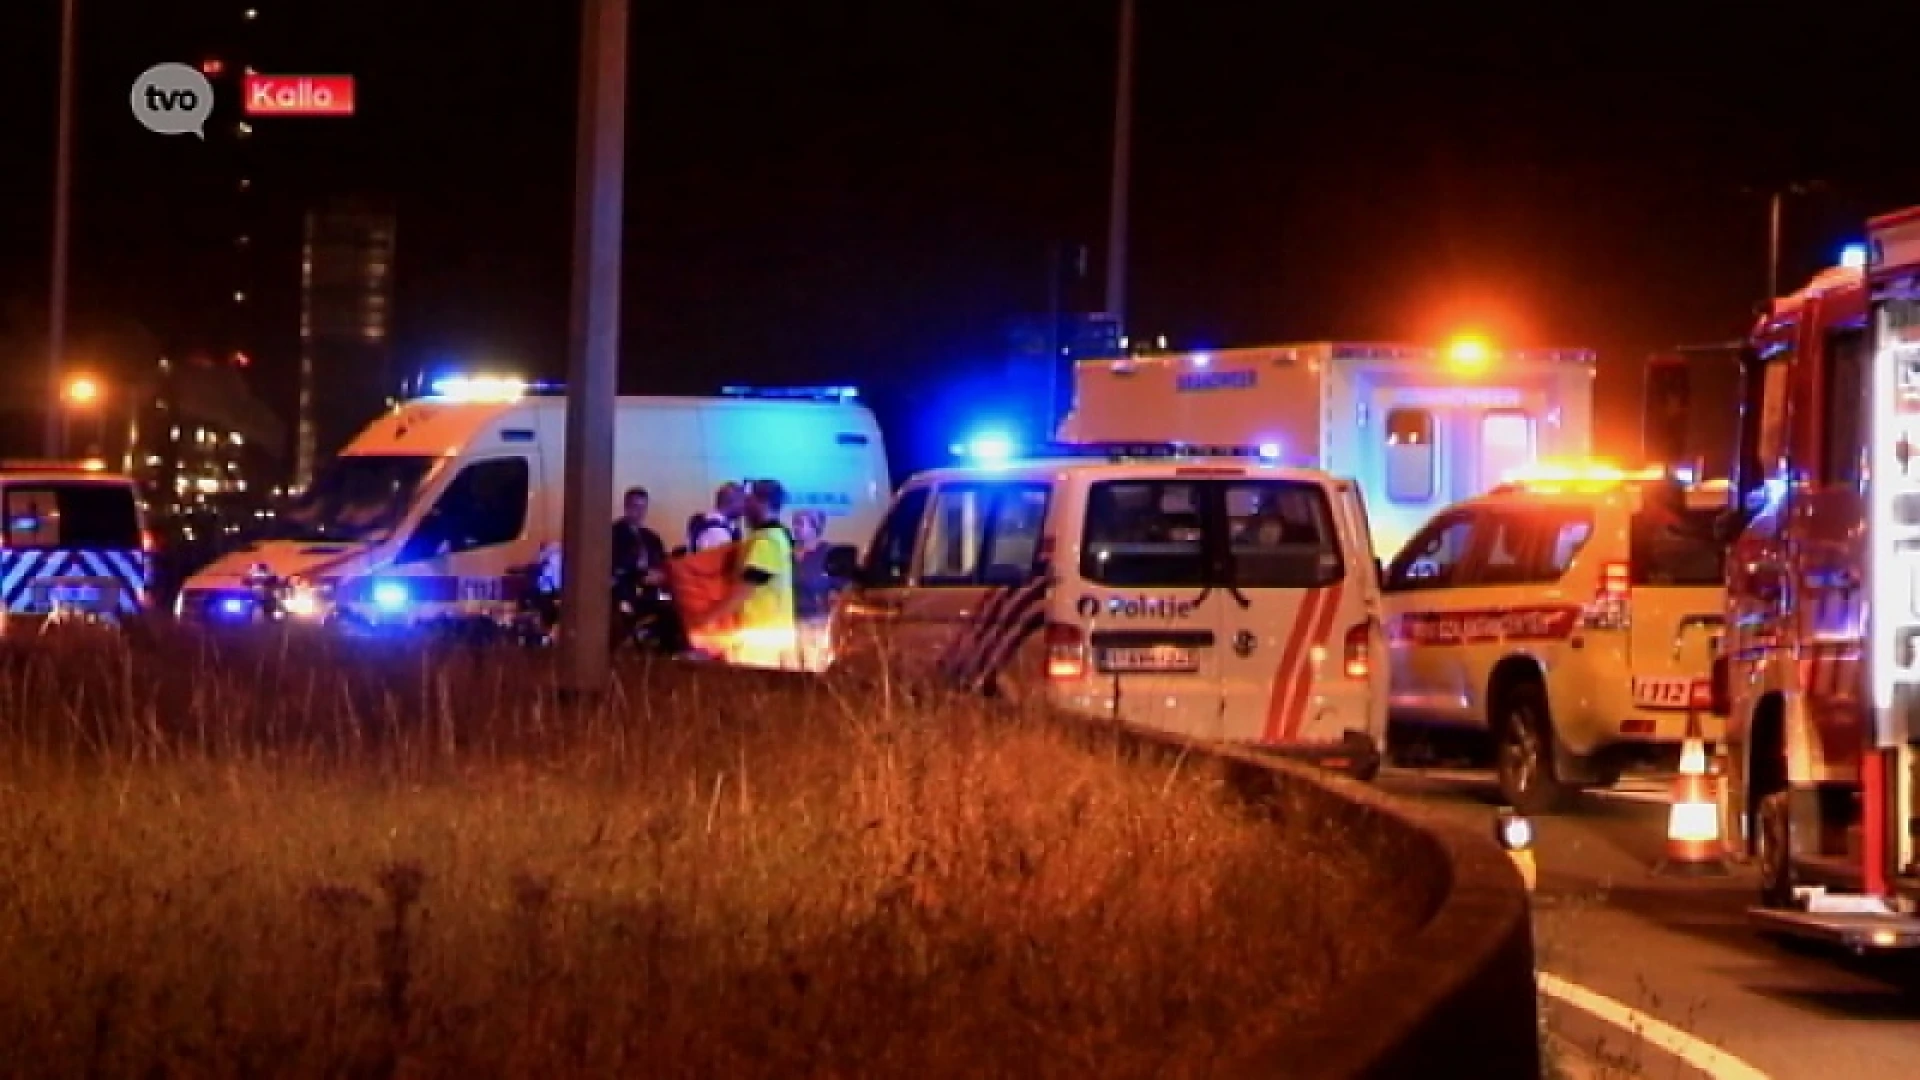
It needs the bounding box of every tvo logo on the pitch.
[1075,594,1196,620]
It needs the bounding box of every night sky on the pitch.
[5,1,1920,474]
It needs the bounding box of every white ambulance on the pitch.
[1057,339,1597,558]
[826,443,1389,776]
[175,381,890,632]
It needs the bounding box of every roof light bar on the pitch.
[720,385,861,402]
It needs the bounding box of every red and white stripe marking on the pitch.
[1260,583,1346,744]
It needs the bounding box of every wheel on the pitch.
[1494,681,1573,814]
[1756,789,1798,908]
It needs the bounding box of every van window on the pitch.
[3,483,140,549]
[862,486,928,587]
[1225,480,1343,587]
[981,485,1052,584]
[1546,514,1594,577]
[400,457,529,561]
[1385,408,1436,504]
[1384,513,1477,590]
[920,485,989,584]
[1081,480,1206,587]
[1821,327,1867,488]
[1479,411,1535,490]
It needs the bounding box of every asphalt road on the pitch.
[1380,768,1920,1080]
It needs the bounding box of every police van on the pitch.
[1382,463,1727,811]
[176,381,890,632]
[0,461,151,631]
[826,443,1388,775]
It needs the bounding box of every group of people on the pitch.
[609,478,844,667]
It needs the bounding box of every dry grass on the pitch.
[0,627,1427,1078]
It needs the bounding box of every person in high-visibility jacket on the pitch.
[694,478,798,669]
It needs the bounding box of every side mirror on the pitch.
[824,544,862,582]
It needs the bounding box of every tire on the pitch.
[1494,680,1573,815]
[1756,790,1798,909]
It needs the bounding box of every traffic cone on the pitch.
[1654,705,1730,877]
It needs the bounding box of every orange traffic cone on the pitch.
[1654,705,1729,877]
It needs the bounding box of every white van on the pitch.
[827,444,1389,775]
[175,384,890,631]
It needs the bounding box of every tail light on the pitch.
[1689,678,1715,713]
[1581,560,1632,630]
[1343,620,1371,679]
[1046,621,1087,680]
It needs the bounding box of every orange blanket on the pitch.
[668,542,740,651]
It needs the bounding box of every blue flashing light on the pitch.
[1257,442,1282,462]
[1672,465,1697,485]
[218,596,248,617]
[1840,242,1868,270]
[371,580,409,613]
[427,374,531,402]
[720,385,860,402]
[951,431,1015,466]
[1191,352,1212,368]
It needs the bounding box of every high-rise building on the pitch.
[296,197,397,488]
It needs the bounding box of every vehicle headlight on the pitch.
[279,575,328,618]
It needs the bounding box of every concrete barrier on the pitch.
[1107,724,1542,1080]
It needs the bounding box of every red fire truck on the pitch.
[1715,208,1920,948]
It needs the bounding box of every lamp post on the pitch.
[46,0,77,457]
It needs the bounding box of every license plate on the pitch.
[1098,645,1199,673]
[49,583,104,608]
[1631,677,1694,710]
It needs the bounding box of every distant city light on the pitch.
[63,375,101,406]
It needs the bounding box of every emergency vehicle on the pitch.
[1383,464,1727,812]
[175,380,891,633]
[0,460,151,631]
[826,443,1388,775]
[1713,214,1920,948]
[1056,339,1597,558]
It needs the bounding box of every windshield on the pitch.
[272,454,437,543]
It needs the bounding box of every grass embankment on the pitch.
[0,630,1427,1077]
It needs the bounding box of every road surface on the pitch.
[1382,768,1920,1079]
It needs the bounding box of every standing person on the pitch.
[688,482,745,553]
[790,509,838,622]
[612,486,692,655]
[698,478,797,669]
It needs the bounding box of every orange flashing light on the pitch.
[1444,334,1494,374]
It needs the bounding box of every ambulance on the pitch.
[0,460,151,631]
[174,380,891,633]
[1056,338,1597,558]
[826,442,1389,776]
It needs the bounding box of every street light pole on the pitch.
[1767,189,1783,301]
[47,0,76,458]
[1103,0,1135,338]
[556,0,629,698]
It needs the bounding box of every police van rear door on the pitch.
[1068,471,1224,737]
[1215,472,1369,748]
[0,478,147,617]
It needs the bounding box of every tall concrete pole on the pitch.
[557,0,629,698]
[1103,0,1135,337]
[47,0,76,456]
